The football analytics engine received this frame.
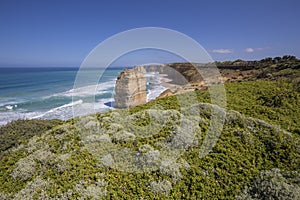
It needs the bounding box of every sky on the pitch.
[0,0,299,67]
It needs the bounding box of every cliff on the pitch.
[114,69,147,108]
[135,64,201,84]
[135,56,300,87]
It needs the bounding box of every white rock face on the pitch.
[114,69,147,108]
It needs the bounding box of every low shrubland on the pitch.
[0,80,299,199]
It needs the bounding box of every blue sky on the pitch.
[0,0,299,67]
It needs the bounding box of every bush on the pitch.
[0,119,62,153]
[236,168,300,200]
[10,157,36,181]
[13,176,51,200]
[149,179,172,194]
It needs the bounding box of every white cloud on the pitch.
[211,49,233,54]
[245,48,254,53]
[245,47,268,52]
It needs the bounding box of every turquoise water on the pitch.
[0,67,166,125]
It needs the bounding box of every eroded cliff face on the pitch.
[114,69,147,108]
[134,64,196,85]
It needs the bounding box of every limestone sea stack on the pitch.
[133,65,146,73]
[114,69,147,108]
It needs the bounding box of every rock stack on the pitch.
[133,65,146,73]
[114,69,147,108]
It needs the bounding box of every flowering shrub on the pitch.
[236,169,300,200]
[10,157,36,181]
[149,179,172,194]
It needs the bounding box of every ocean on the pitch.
[0,67,166,126]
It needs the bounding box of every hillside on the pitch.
[0,78,299,199]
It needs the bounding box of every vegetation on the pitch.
[0,119,62,156]
[136,80,300,134]
[236,168,300,199]
[0,57,299,199]
[214,55,299,70]
[224,81,300,134]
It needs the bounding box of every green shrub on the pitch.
[0,119,62,154]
